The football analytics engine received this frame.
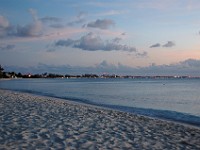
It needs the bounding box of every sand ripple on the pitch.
[0,89,200,149]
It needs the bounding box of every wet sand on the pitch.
[0,89,200,149]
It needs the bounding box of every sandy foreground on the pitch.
[0,89,200,150]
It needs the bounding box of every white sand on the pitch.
[0,89,200,149]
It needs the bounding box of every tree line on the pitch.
[0,65,101,79]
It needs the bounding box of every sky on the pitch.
[0,0,200,76]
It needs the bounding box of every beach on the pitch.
[0,89,200,149]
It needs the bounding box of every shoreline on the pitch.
[0,89,200,149]
[1,87,200,128]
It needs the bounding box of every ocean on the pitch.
[0,78,200,126]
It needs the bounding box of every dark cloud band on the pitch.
[54,32,137,52]
[86,19,115,30]
[150,41,175,48]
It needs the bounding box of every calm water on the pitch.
[0,78,200,126]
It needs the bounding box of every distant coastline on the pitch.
[1,72,200,79]
[1,65,200,79]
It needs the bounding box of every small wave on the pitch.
[40,93,200,127]
[2,88,200,127]
[102,105,200,127]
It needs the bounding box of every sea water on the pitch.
[0,78,200,126]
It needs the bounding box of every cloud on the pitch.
[0,15,10,37]
[98,60,110,68]
[0,44,15,51]
[5,59,200,76]
[179,59,200,68]
[136,51,148,57]
[150,43,160,48]
[46,48,56,52]
[39,16,63,29]
[4,61,122,75]
[39,16,61,23]
[29,8,37,20]
[71,33,104,51]
[150,41,175,48]
[112,37,122,43]
[163,41,175,47]
[49,24,65,28]
[55,39,75,47]
[77,11,87,18]
[55,32,136,52]
[68,19,85,26]
[86,19,115,29]
[67,11,87,26]
[121,32,126,36]
[0,15,9,28]
[16,22,42,37]
[0,10,87,42]
[15,9,43,37]
[0,10,43,38]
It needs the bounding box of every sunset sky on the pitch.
[1,0,200,75]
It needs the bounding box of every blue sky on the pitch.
[1,0,200,75]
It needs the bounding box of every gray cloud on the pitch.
[67,11,87,26]
[29,8,37,20]
[0,44,15,51]
[140,59,200,76]
[55,39,75,47]
[77,11,87,18]
[15,9,43,37]
[39,16,63,28]
[5,59,200,76]
[150,43,160,48]
[76,33,136,52]
[74,33,104,51]
[0,15,10,37]
[150,41,175,48]
[136,51,148,57]
[0,15,9,28]
[46,48,56,52]
[87,19,115,29]
[112,37,122,43]
[49,24,65,28]
[163,41,175,47]
[68,18,86,26]
[180,59,200,68]
[39,16,63,29]
[0,10,43,38]
[55,32,136,52]
[16,22,42,37]
[121,32,126,36]
[39,16,61,23]
[98,60,111,68]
